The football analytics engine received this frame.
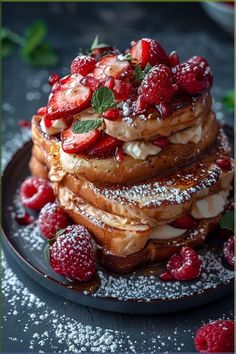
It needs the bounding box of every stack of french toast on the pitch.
[29,37,234,273]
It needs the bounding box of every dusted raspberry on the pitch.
[187,55,213,87]
[223,236,235,267]
[38,202,70,239]
[172,62,209,95]
[139,64,175,105]
[20,177,55,211]
[194,320,234,353]
[71,56,96,76]
[130,38,169,68]
[168,51,180,67]
[49,225,96,281]
[162,246,202,281]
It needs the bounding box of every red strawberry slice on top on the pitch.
[93,54,133,81]
[86,133,123,158]
[130,38,169,68]
[47,74,92,120]
[61,125,101,154]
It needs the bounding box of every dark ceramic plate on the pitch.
[2,131,234,314]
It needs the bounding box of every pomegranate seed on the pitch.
[102,108,120,121]
[115,146,124,163]
[136,95,148,113]
[158,103,172,118]
[153,137,169,148]
[18,120,31,128]
[216,158,231,171]
[15,213,35,225]
[80,76,99,91]
[160,271,174,281]
[104,76,115,89]
[48,73,60,86]
[168,51,180,67]
[37,106,47,116]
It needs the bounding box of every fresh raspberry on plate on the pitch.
[71,56,96,76]
[160,246,202,281]
[20,177,55,211]
[172,62,209,94]
[187,55,213,87]
[38,202,69,239]
[194,320,234,353]
[139,64,175,105]
[49,225,96,281]
[223,236,235,267]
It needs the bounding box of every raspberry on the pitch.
[139,64,175,105]
[38,202,69,239]
[15,212,35,225]
[194,320,234,353]
[71,56,96,76]
[20,177,55,211]
[49,225,96,281]
[172,62,209,95]
[168,51,180,67]
[187,55,213,87]
[161,246,202,281]
[223,236,235,267]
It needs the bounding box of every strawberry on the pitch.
[130,38,169,68]
[70,56,96,76]
[86,133,123,158]
[46,74,92,120]
[170,215,197,229]
[93,54,133,81]
[61,126,101,154]
[102,108,120,120]
[112,79,134,100]
[80,76,100,91]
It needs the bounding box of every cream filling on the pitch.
[149,224,187,240]
[122,141,161,160]
[191,190,229,219]
[169,124,202,144]
[40,118,66,136]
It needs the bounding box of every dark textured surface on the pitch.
[2,2,234,353]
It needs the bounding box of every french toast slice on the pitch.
[31,109,220,184]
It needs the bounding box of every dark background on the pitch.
[2,2,234,353]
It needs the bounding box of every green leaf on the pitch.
[22,20,47,55]
[134,63,152,82]
[72,119,103,134]
[144,63,152,74]
[56,228,66,237]
[44,243,50,261]
[219,211,234,232]
[90,34,110,50]
[22,42,59,67]
[221,90,234,112]
[91,86,115,114]
[2,38,15,58]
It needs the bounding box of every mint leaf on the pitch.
[134,63,152,82]
[91,87,115,114]
[23,42,59,67]
[22,20,47,55]
[56,228,66,237]
[90,34,110,50]
[221,90,234,112]
[44,243,50,261]
[219,211,234,232]
[72,119,103,134]
[2,38,15,58]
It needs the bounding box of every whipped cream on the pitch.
[123,141,161,160]
[169,124,202,144]
[149,224,187,240]
[40,118,66,136]
[191,190,229,219]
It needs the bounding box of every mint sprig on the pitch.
[72,119,103,134]
[91,86,116,114]
[221,90,234,113]
[90,34,110,50]
[134,63,152,82]
[219,211,234,232]
[2,21,58,67]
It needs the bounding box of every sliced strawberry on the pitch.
[93,54,133,81]
[170,215,196,229]
[130,38,169,68]
[80,76,100,91]
[86,133,123,158]
[46,74,92,120]
[61,126,101,154]
[113,79,134,100]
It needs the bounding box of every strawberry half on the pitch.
[46,74,92,120]
[130,38,169,68]
[113,79,134,100]
[61,125,101,154]
[170,215,196,229]
[93,54,133,81]
[86,133,123,158]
